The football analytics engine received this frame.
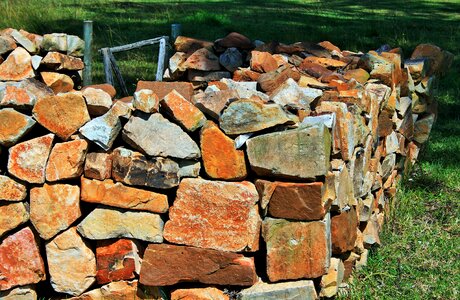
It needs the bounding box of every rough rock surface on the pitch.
[84,152,112,180]
[0,285,37,300]
[40,72,74,94]
[133,89,159,113]
[41,51,84,70]
[0,47,34,81]
[70,280,161,300]
[0,108,36,147]
[0,202,29,238]
[171,288,229,300]
[0,175,27,201]
[82,87,113,116]
[136,80,194,101]
[45,140,88,181]
[161,90,207,132]
[331,207,358,254]
[239,280,317,300]
[192,89,239,120]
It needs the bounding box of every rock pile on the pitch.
[0,28,452,299]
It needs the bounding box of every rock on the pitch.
[234,68,261,82]
[188,70,231,82]
[269,78,322,110]
[122,112,200,159]
[0,108,36,147]
[263,216,331,281]
[0,47,34,81]
[82,87,113,116]
[84,152,112,180]
[414,113,435,144]
[0,202,29,238]
[302,56,347,68]
[81,177,168,213]
[66,35,85,56]
[174,36,214,53]
[363,213,381,246]
[257,65,300,93]
[0,285,37,300]
[171,287,229,300]
[0,227,46,291]
[320,257,345,298]
[344,68,370,84]
[331,207,358,254]
[411,43,452,75]
[169,52,187,76]
[41,33,67,52]
[82,84,116,99]
[7,134,54,184]
[41,52,84,70]
[0,175,27,201]
[161,90,207,132]
[239,280,317,300]
[136,81,194,102]
[299,61,333,79]
[219,47,243,72]
[164,178,260,252]
[46,227,96,296]
[45,140,88,181]
[77,207,164,243]
[381,153,396,180]
[40,72,74,94]
[250,51,278,73]
[246,124,331,179]
[184,48,220,71]
[0,35,16,55]
[221,78,268,100]
[31,55,42,69]
[33,93,90,140]
[96,239,141,284]
[192,89,239,120]
[200,121,247,180]
[215,32,253,50]
[385,131,399,154]
[139,244,258,286]
[70,280,162,300]
[220,99,298,135]
[132,89,159,113]
[0,79,53,109]
[30,184,81,240]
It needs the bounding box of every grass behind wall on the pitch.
[1,1,459,299]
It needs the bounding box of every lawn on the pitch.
[1,0,459,299]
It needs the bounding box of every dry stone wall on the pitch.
[0,28,453,299]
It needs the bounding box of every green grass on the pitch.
[1,1,459,299]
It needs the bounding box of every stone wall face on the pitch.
[0,29,452,299]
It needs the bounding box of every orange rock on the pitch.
[171,288,229,300]
[81,177,169,213]
[162,90,207,132]
[41,52,84,70]
[7,134,54,184]
[0,227,46,291]
[0,108,36,147]
[0,85,35,108]
[33,93,90,140]
[164,178,261,252]
[318,41,341,53]
[302,56,347,68]
[251,51,278,73]
[71,280,161,300]
[200,121,247,180]
[30,183,81,240]
[0,47,34,81]
[136,80,194,102]
[0,202,29,238]
[82,83,116,99]
[45,140,88,181]
[331,207,358,254]
[40,72,74,94]
[343,68,370,84]
[184,48,220,71]
[84,152,112,180]
[0,175,27,201]
[233,67,261,81]
[299,61,333,79]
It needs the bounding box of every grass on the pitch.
[1,0,459,299]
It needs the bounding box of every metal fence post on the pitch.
[171,23,182,43]
[83,20,93,86]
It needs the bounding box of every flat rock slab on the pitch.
[239,280,317,300]
[0,175,27,201]
[331,206,358,254]
[0,202,29,238]
[70,280,162,300]
[192,89,240,120]
[41,51,84,70]
[45,139,88,181]
[122,112,200,159]
[79,106,122,151]
[84,152,112,180]
[246,124,331,179]
[81,177,168,213]
[0,108,36,147]
[136,81,194,102]
[46,227,96,296]
[77,207,164,243]
[164,178,260,252]
[0,285,37,300]
[0,47,34,81]
[139,244,258,286]
[7,134,54,184]
[0,227,46,291]
[82,87,113,116]
[161,90,207,132]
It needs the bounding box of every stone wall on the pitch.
[0,29,453,299]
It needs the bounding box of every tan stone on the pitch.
[239,280,317,300]
[0,47,34,81]
[132,89,159,113]
[40,72,74,94]
[171,288,229,300]
[70,280,162,300]
[320,257,345,298]
[0,202,29,238]
[136,80,194,102]
[45,140,88,181]
[0,175,27,201]
[82,87,113,116]
[184,48,220,71]
[84,152,112,180]
[162,90,207,132]
[0,108,35,147]
[0,285,37,300]
[82,84,116,99]
[41,52,84,70]
[192,89,239,120]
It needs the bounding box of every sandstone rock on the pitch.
[302,56,347,68]
[239,280,317,300]
[250,51,278,73]
[46,227,96,296]
[164,178,260,252]
[215,32,253,50]
[31,55,42,69]
[171,287,229,300]
[220,99,298,135]
[0,108,35,146]
[200,121,247,180]
[0,202,29,238]
[174,36,214,53]
[123,112,200,159]
[41,52,84,70]
[30,183,81,240]
[381,153,396,180]
[0,79,53,109]
[298,75,329,88]
[331,207,358,254]
[82,87,113,116]
[192,89,239,120]
[0,285,37,300]
[221,78,268,100]
[414,113,435,144]
[133,89,159,113]
[139,244,257,286]
[299,61,333,79]
[70,280,161,300]
[161,90,207,132]
[82,84,116,99]
[246,124,331,179]
[96,239,141,284]
[84,152,112,180]
[169,52,187,76]
[0,35,16,55]
[411,43,452,75]
[184,48,220,71]
[41,33,67,52]
[344,68,370,84]
[320,257,345,298]
[263,216,331,281]
[40,72,74,94]
[0,227,46,291]
[81,177,168,213]
[234,67,261,82]
[136,81,194,102]
[188,70,231,82]
[7,134,54,184]
[45,140,88,181]
[258,65,300,93]
[33,93,90,140]
[77,207,164,242]
[219,47,243,72]
[363,213,381,246]
[0,47,34,81]
[269,78,322,110]
[66,34,85,56]
[0,175,27,201]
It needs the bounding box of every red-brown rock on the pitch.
[171,287,229,300]
[0,227,46,291]
[174,36,214,53]
[41,52,84,70]
[0,47,34,81]
[215,32,253,50]
[136,80,194,101]
[46,139,88,181]
[184,48,220,71]
[161,90,207,132]
[250,51,278,73]
[331,207,358,254]
[41,72,74,94]
[164,178,260,252]
[139,244,258,286]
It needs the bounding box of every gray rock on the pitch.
[79,108,121,151]
[219,47,243,72]
[10,29,37,54]
[66,35,85,57]
[239,280,317,300]
[221,78,269,101]
[41,33,67,52]
[270,78,322,110]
